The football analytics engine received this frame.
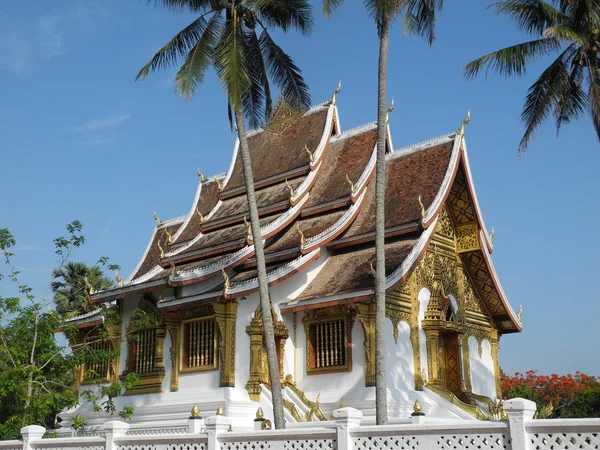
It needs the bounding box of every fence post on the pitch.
[103,420,130,450]
[205,415,232,450]
[333,407,363,450]
[21,425,45,450]
[504,398,536,450]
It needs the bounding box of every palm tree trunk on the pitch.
[234,108,286,429]
[375,19,390,426]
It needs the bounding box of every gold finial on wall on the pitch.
[197,168,206,182]
[457,109,471,136]
[154,211,162,227]
[222,268,232,290]
[256,407,264,420]
[115,272,124,288]
[345,174,356,193]
[413,400,424,415]
[330,80,342,105]
[284,179,296,198]
[216,406,225,416]
[305,144,314,162]
[157,240,165,259]
[191,404,201,418]
[196,208,206,224]
[418,195,426,218]
[296,223,307,246]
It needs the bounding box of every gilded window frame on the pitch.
[304,313,352,375]
[179,316,219,373]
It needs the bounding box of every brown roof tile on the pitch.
[131,222,183,280]
[174,180,220,244]
[223,108,329,191]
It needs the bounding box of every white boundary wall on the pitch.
[6,399,600,450]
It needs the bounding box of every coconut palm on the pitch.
[136,0,312,429]
[51,262,113,318]
[323,0,443,425]
[464,0,600,152]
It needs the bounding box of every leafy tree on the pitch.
[0,223,133,439]
[51,262,114,318]
[322,0,444,424]
[464,0,600,152]
[502,370,600,418]
[136,0,312,429]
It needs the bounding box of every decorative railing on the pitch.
[12,400,600,450]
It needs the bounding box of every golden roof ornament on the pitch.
[115,272,124,288]
[216,405,225,416]
[296,223,307,246]
[489,227,495,245]
[196,208,206,224]
[190,404,201,418]
[169,259,176,277]
[305,145,314,162]
[284,179,296,198]
[411,400,425,416]
[154,211,162,227]
[222,268,232,290]
[197,168,206,182]
[85,276,95,295]
[457,109,471,136]
[256,407,264,420]
[216,178,224,190]
[345,174,356,193]
[386,97,395,123]
[157,240,165,259]
[369,261,376,276]
[518,305,523,322]
[164,228,174,244]
[418,195,426,218]
[330,80,342,105]
[243,216,252,238]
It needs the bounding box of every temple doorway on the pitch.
[442,332,462,395]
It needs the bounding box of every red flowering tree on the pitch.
[502,370,600,418]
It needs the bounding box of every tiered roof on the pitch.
[90,100,521,334]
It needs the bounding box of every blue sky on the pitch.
[0,0,598,377]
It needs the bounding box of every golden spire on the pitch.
[330,80,342,105]
[489,226,495,245]
[216,406,225,416]
[284,179,296,198]
[518,305,523,322]
[413,400,423,414]
[256,407,264,420]
[157,240,165,259]
[196,208,206,224]
[197,167,206,182]
[164,228,174,244]
[222,268,232,290]
[345,174,356,193]
[191,404,201,418]
[296,223,307,246]
[115,272,124,288]
[457,109,471,136]
[305,144,314,162]
[418,195,426,218]
[154,211,162,227]
[243,216,252,238]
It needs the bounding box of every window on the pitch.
[307,316,351,373]
[82,337,112,383]
[181,317,218,372]
[133,328,157,374]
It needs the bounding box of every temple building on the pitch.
[60,96,522,430]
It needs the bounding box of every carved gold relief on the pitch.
[357,303,376,386]
[456,223,480,253]
[214,301,238,387]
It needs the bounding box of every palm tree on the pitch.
[136,0,312,429]
[323,0,443,425]
[51,262,113,318]
[464,0,600,153]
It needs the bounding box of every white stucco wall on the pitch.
[385,320,415,395]
[468,337,496,400]
[417,287,430,382]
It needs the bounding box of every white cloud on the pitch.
[65,114,131,133]
[0,2,110,74]
[15,244,45,252]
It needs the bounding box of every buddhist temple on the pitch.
[60,96,522,431]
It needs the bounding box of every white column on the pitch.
[189,417,205,434]
[333,407,363,450]
[20,425,45,450]
[205,415,233,450]
[504,398,536,450]
[103,420,130,450]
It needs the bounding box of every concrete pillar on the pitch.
[102,420,130,450]
[333,407,363,450]
[205,415,233,450]
[504,398,536,450]
[21,425,45,450]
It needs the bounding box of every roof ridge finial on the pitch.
[418,195,426,218]
[243,216,252,238]
[518,305,523,322]
[164,228,174,244]
[284,179,296,198]
[296,223,307,246]
[196,208,206,224]
[305,144,314,162]
[157,240,165,259]
[169,259,176,277]
[154,211,162,227]
[222,268,232,290]
[489,226,495,245]
[386,97,394,123]
[457,109,471,136]
[115,271,124,288]
[197,167,206,182]
[330,80,342,105]
[345,174,356,193]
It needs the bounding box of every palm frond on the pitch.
[145,0,213,13]
[174,12,223,100]
[518,45,577,152]
[322,0,346,18]
[543,25,586,44]
[250,0,313,33]
[259,30,310,110]
[402,0,444,47]
[584,51,600,142]
[241,30,269,129]
[365,0,400,37]
[463,38,560,79]
[554,52,587,132]
[490,0,566,35]
[136,15,210,81]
